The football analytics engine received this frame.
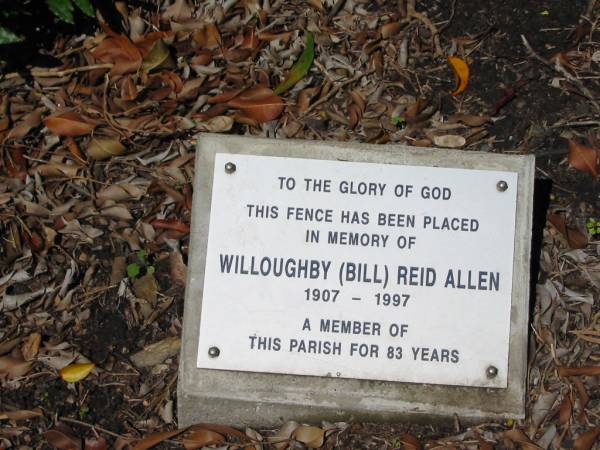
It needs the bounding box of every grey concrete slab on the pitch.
[178,134,534,427]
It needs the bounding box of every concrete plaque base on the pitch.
[178,134,534,427]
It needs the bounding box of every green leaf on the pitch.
[73,0,95,17]
[0,26,23,44]
[137,249,148,263]
[46,0,75,23]
[391,116,406,126]
[127,263,141,278]
[273,32,315,95]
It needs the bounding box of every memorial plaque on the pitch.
[178,134,534,426]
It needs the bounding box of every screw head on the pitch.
[224,162,236,174]
[486,365,498,378]
[496,180,508,192]
[208,346,220,358]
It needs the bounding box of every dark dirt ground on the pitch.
[1,0,600,448]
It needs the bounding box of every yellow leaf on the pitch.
[448,56,470,96]
[60,362,96,382]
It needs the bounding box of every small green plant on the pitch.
[0,0,94,45]
[127,250,156,279]
[391,116,407,128]
[78,404,90,418]
[586,218,600,239]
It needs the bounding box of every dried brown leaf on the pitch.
[0,408,43,421]
[162,0,192,21]
[292,426,325,448]
[133,273,158,304]
[130,337,181,369]
[131,428,187,450]
[381,22,404,39]
[43,424,82,450]
[87,137,127,160]
[400,434,421,450]
[21,332,41,361]
[268,420,299,450]
[142,39,175,72]
[227,87,284,123]
[558,366,600,377]
[503,429,542,450]
[44,112,95,137]
[574,427,600,450]
[548,213,588,249]
[34,163,79,179]
[433,134,466,148]
[97,184,145,202]
[91,34,142,75]
[182,428,225,449]
[7,107,45,140]
[195,116,233,133]
[84,437,109,450]
[568,140,598,177]
[100,205,133,220]
[558,395,572,425]
[208,88,245,104]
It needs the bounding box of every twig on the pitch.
[521,35,600,113]
[324,0,346,25]
[407,0,443,56]
[59,417,131,440]
[301,72,364,117]
[30,64,113,78]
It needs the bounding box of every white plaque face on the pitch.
[197,153,518,388]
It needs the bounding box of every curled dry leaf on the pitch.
[448,56,470,96]
[59,362,96,382]
[558,365,600,377]
[195,115,234,133]
[182,427,225,449]
[568,139,598,177]
[292,425,325,448]
[97,184,145,202]
[348,89,366,130]
[433,134,466,148]
[87,137,127,160]
[44,112,96,137]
